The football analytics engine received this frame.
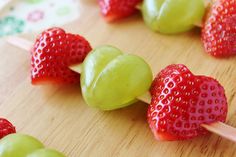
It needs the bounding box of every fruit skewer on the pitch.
[6,35,236,143]
[99,0,207,33]
[99,0,236,58]
[0,118,66,157]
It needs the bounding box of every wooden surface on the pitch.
[1,1,236,156]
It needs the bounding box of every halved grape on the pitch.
[81,46,153,110]
[0,133,44,157]
[27,149,65,157]
[141,0,205,34]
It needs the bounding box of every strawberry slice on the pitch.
[98,0,142,22]
[31,27,92,85]
[148,64,227,140]
[202,0,236,57]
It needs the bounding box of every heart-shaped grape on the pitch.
[27,149,65,157]
[141,0,205,34]
[0,134,44,157]
[81,46,153,110]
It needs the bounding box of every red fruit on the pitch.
[98,0,142,22]
[148,64,227,140]
[0,118,16,139]
[202,0,236,57]
[31,27,92,85]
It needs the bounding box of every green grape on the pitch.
[81,46,153,110]
[27,149,66,157]
[141,0,205,34]
[0,133,44,157]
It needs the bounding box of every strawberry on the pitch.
[148,64,227,140]
[31,27,92,85]
[98,0,142,22]
[202,0,236,57]
[0,118,16,139]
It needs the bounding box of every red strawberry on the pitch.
[31,27,92,85]
[148,64,227,140]
[0,118,16,139]
[98,0,142,22]
[202,0,236,57]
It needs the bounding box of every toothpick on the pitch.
[6,36,236,143]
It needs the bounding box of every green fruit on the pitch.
[141,0,205,34]
[0,133,44,157]
[81,46,153,110]
[27,149,66,157]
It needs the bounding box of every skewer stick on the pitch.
[0,0,15,16]
[7,36,32,51]
[202,122,236,142]
[0,0,12,10]
[6,36,236,143]
[7,36,81,72]
[204,0,211,7]
[137,92,151,104]
[193,0,212,27]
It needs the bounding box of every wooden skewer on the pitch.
[137,91,151,104]
[193,0,212,27]
[202,122,236,142]
[0,0,15,17]
[6,36,236,143]
[7,36,83,72]
[0,0,12,10]
[204,0,211,7]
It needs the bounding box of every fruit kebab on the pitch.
[0,134,66,157]
[98,0,208,33]
[7,27,153,110]
[6,28,236,142]
[0,118,66,157]
[98,0,236,58]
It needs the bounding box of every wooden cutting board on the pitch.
[0,1,236,156]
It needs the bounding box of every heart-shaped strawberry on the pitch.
[0,118,16,139]
[148,64,227,140]
[202,0,236,57]
[31,27,92,84]
[98,0,142,22]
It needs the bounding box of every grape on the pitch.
[27,149,65,157]
[81,46,153,110]
[141,0,205,34]
[0,133,44,157]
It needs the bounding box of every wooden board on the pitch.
[0,1,236,156]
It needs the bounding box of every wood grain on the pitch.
[0,1,236,157]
